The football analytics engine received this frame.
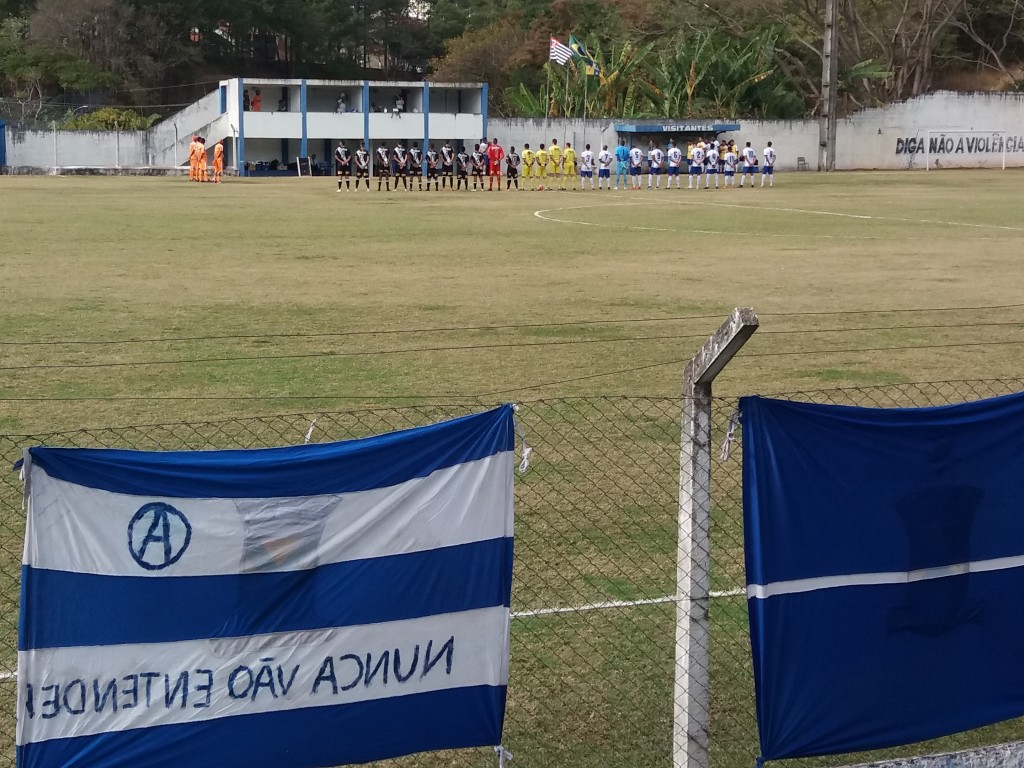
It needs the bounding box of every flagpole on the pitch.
[583,70,588,149]
[544,63,550,143]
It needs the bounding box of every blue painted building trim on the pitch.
[422,82,430,176]
[362,81,371,174]
[220,86,227,114]
[300,79,308,158]
[481,83,489,141]
[0,120,7,168]
[614,122,741,134]
[237,79,246,177]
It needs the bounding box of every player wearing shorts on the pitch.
[548,139,562,190]
[563,142,577,190]
[409,144,423,190]
[505,146,521,190]
[354,142,370,189]
[704,143,720,189]
[392,142,409,190]
[722,146,737,187]
[487,138,505,191]
[648,144,664,189]
[440,141,455,189]
[740,142,758,187]
[211,141,223,184]
[689,144,705,189]
[628,145,644,190]
[597,144,612,189]
[426,144,440,190]
[535,144,549,190]
[666,141,683,189]
[334,141,351,191]
[521,144,535,190]
[471,144,486,189]
[578,144,595,190]
[456,146,470,190]
[614,139,629,190]
[761,142,776,187]
[375,144,391,191]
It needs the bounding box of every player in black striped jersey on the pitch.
[354,142,370,190]
[456,146,470,190]
[426,144,440,191]
[471,144,485,190]
[375,144,391,191]
[408,144,423,191]
[393,141,409,190]
[505,146,521,190]
[440,141,455,190]
[334,141,351,191]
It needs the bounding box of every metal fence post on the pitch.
[674,307,759,768]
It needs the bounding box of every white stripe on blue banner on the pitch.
[747,553,1024,599]
[26,453,512,577]
[18,606,509,746]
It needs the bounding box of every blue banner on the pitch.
[18,406,515,768]
[742,392,1024,761]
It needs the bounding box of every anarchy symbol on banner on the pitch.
[128,502,193,571]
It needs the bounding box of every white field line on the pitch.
[534,196,1024,236]
[511,588,745,619]
[533,203,880,240]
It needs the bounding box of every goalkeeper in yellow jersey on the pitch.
[562,142,577,190]
[547,139,562,191]
[535,143,549,190]
[521,144,535,190]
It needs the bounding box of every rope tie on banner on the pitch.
[494,745,513,767]
[755,756,766,768]
[720,405,741,461]
[303,418,318,444]
[511,404,532,473]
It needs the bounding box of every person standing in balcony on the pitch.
[242,90,250,111]
[252,89,262,112]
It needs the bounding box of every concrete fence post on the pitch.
[674,307,759,768]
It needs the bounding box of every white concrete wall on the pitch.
[490,118,619,155]
[307,113,365,140]
[368,113,425,142]
[6,128,149,168]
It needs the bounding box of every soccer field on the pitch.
[1,171,1024,768]
[1,170,1023,434]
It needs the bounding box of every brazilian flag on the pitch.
[568,35,601,77]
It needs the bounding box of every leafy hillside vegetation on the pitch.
[1,0,1022,126]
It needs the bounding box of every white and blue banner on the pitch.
[742,392,1024,763]
[17,405,515,768]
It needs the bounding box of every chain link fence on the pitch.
[1,382,1023,768]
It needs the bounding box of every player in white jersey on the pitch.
[666,141,683,188]
[761,141,777,187]
[579,144,596,190]
[740,142,758,188]
[722,147,737,188]
[704,143,720,189]
[597,145,613,189]
[628,145,644,190]
[648,145,664,189]
[689,145,705,189]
